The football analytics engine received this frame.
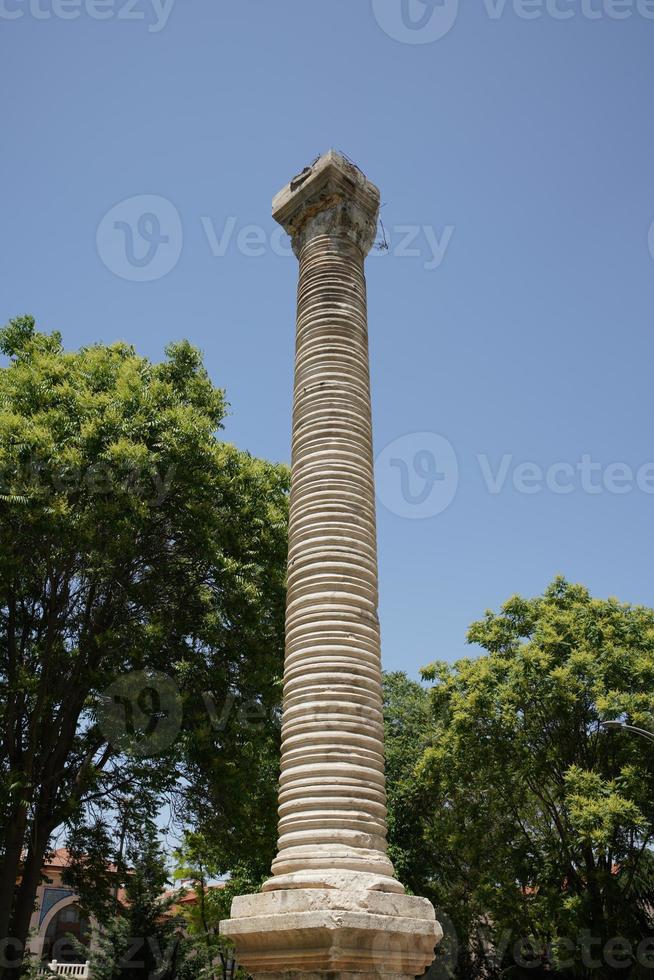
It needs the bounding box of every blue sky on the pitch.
[3,0,654,681]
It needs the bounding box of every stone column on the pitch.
[221,151,441,979]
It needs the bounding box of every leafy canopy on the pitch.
[415,578,654,976]
[0,316,288,975]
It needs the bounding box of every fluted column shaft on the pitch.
[220,153,440,979]
[269,231,395,885]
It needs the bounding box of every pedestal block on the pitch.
[225,889,440,977]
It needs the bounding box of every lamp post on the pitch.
[602,720,654,744]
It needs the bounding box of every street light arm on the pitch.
[622,724,654,744]
[602,721,654,744]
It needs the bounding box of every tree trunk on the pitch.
[1,814,52,980]
[0,680,92,978]
[0,802,30,958]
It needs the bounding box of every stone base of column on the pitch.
[247,975,416,980]
[247,970,426,980]
[220,888,441,978]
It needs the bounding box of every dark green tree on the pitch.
[382,672,470,979]
[180,689,281,884]
[173,833,254,980]
[383,672,434,891]
[0,317,288,976]
[64,818,180,980]
[118,823,180,980]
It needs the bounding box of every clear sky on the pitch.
[3,0,654,681]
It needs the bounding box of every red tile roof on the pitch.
[43,848,120,874]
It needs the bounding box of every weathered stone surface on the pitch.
[231,890,436,920]
[220,151,441,978]
[254,976,413,980]
[223,906,440,975]
[252,976,414,980]
[272,149,380,257]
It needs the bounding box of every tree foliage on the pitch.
[173,834,254,980]
[0,317,288,976]
[409,578,654,978]
[66,820,181,980]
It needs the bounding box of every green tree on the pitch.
[66,820,181,980]
[180,688,281,885]
[0,317,288,977]
[382,672,467,979]
[62,789,166,925]
[383,672,434,891]
[118,823,181,980]
[173,834,254,980]
[417,578,654,978]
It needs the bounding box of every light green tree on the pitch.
[417,578,654,978]
[0,316,288,977]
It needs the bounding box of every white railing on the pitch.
[41,962,89,978]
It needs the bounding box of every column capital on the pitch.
[272,150,380,258]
